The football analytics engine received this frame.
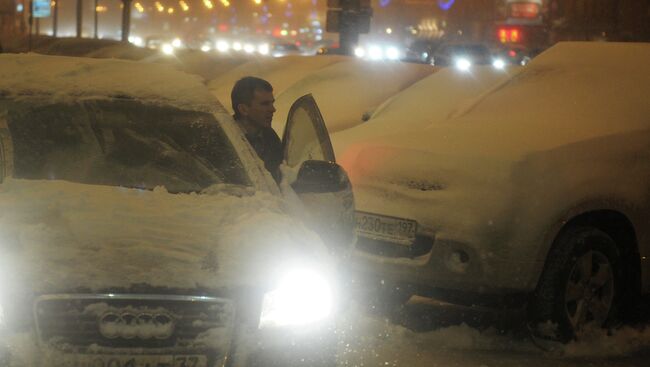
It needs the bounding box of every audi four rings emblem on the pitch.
[98,311,176,340]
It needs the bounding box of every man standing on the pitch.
[231,76,283,182]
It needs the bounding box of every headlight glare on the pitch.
[258,268,332,329]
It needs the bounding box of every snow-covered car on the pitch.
[0,54,354,366]
[339,42,650,341]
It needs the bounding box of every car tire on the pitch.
[529,226,623,342]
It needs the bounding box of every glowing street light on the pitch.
[179,0,189,11]
[203,0,214,9]
[155,1,165,12]
[134,2,144,12]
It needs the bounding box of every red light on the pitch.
[498,28,508,43]
[218,24,229,32]
[508,50,517,57]
[511,29,520,43]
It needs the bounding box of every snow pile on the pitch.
[0,54,225,114]
[0,178,330,293]
[335,303,650,366]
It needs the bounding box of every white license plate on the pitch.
[63,354,207,367]
[355,211,417,245]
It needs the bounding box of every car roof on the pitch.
[0,53,227,114]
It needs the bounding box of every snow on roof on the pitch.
[339,42,650,164]
[272,59,435,134]
[0,53,227,114]
[207,54,349,113]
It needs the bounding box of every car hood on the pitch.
[0,179,330,295]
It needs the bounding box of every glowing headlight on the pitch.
[259,268,333,329]
[243,44,255,54]
[200,44,211,52]
[385,47,400,60]
[354,47,366,58]
[161,43,175,55]
[455,57,471,71]
[171,38,182,48]
[232,42,243,51]
[258,43,270,55]
[368,46,383,60]
[216,40,230,52]
[492,58,506,70]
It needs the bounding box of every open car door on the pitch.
[282,94,355,252]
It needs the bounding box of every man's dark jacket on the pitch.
[244,127,283,183]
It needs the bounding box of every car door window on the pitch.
[282,94,335,168]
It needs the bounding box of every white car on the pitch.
[339,42,650,341]
[0,54,354,366]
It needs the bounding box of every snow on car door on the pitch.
[282,94,355,252]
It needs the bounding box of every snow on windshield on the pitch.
[331,65,518,155]
[0,178,330,294]
[0,54,225,114]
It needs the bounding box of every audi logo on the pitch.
[98,311,176,340]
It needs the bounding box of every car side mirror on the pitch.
[292,160,351,194]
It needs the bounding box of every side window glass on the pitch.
[282,94,335,168]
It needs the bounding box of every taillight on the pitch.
[497,27,523,44]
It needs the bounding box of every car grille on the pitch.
[33,294,235,349]
[356,234,434,258]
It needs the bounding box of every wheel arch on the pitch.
[535,208,642,307]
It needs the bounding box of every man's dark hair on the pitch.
[231,76,273,120]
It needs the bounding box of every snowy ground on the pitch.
[333,299,650,367]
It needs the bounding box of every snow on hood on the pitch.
[0,179,330,294]
[0,54,227,115]
[336,42,650,241]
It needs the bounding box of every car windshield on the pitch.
[445,44,490,57]
[5,99,250,193]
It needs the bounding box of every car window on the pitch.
[283,94,335,168]
[5,99,250,193]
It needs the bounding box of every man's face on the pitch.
[240,88,276,129]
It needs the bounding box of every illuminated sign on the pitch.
[509,2,540,18]
[437,0,455,11]
[32,0,51,17]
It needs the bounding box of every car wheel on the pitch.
[530,226,622,342]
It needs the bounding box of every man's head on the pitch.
[231,76,276,131]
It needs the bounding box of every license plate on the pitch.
[62,354,207,367]
[355,211,417,245]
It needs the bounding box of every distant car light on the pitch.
[386,46,400,60]
[354,47,366,58]
[455,57,471,71]
[200,45,211,52]
[128,36,144,47]
[216,40,230,52]
[492,58,506,69]
[259,267,333,329]
[368,46,383,60]
[258,43,270,55]
[243,44,255,54]
[161,44,175,55]
[171,38,182,48]
[232,42,243,51]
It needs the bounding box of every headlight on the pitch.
[492,58,506,70]
[161,44,175,55]
[455,57,471,71]
[385,47,400,60]
[258,267,333,329]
